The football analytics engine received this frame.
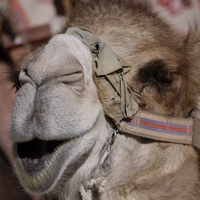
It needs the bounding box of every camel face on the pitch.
[10,1,200,199]
[11,34,103,193]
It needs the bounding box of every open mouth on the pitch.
[17,139,67,176]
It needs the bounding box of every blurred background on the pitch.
[1,0,200,62]
[1,0,68,63]
[0,0,199,199]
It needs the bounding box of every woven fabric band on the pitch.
[119,110,200,147]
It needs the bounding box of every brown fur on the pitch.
[65,0,200,117]
[11,0,200,199]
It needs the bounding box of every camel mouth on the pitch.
[17,138,67,176]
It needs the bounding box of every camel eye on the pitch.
[153,71,173,84]
[138,59,173,89]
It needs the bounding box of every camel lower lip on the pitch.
[17,138,67,176]
[21,154,51,176]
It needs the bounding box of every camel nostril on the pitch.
[23,68,29,77]
[18,68,36,87]
[56,71,84,92]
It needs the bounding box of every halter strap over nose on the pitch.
[66,27,140,124]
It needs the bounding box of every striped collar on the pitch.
[119,110,200,148]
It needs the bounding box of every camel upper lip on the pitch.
[16,138,67,176]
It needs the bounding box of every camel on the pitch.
[11,0,200,199]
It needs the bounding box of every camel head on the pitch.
[11,1,200,199]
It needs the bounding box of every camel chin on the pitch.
[11,34,103,194]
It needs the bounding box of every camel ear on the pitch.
[185,26,200,119]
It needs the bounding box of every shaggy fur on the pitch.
[11,0,200,199]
